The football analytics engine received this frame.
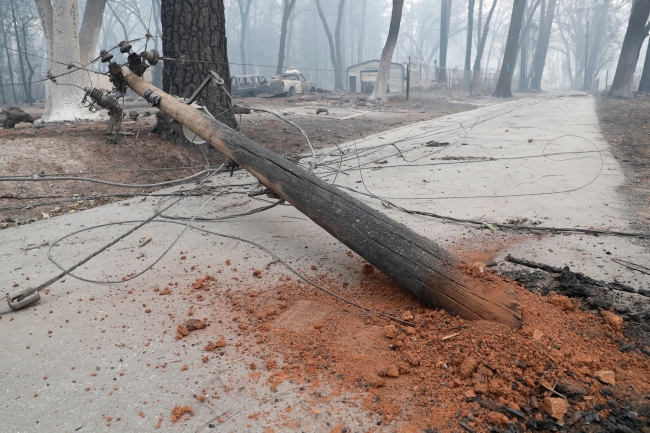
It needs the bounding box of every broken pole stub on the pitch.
[115,64,522,329]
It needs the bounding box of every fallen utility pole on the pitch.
[84,46,522,328]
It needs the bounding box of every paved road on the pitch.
[1,93,648,432]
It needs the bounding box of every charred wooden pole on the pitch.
[98,53,521,328]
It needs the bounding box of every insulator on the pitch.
[119,42,132,53]
[83,87,123,116]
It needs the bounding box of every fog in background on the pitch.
[0,0,641,103]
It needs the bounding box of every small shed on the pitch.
[346,60,405,94]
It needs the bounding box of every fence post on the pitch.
[406,57,411,101]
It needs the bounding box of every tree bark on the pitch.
[638,40,650,93]
[369,0,404,102]
[608,0,650,98]
[161,0,237,130]
[518,0,541,91]
[493,0,527,97]
[117,64,522,329]
[334,0,345,88]
[79,0,106,66]
[358,0,367,63]
[276,0,297,76]
[529,0,556,91]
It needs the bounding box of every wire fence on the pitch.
[406,64,499,99]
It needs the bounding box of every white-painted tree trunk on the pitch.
[35,0,104,122]
[369,0,404,102]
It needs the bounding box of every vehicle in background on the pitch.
[229,75,269,98]
[266,68,316,97]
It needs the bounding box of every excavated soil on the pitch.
[160,250,650,432]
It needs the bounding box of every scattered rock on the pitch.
[601,310,623,331]
[362,264,374,275]
[464,389,476,399]
[185,319,206,331]
[401,311,414,321]
[542,397,567,420]
[594,370,616,385]
[253,269,262,278]
[13,122,33,130]
[383,324,398,339]
[204,337,227,351]
[471,262,487,277]
[176,324,189,339]
[485,260,498,267]
[459,357,478,378]
[386,365,399,378]
[555,379,586,401]
[485,411,509,426]
[532,329,544,341]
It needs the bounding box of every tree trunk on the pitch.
[638,40,650,93]
[42,0,95,121]
[517,0,540,91]
[358,0,367,63]
[333,0,346,89]
[151,0,163,87]
[369,0,404,102]
[473,0,498,73]
[0,12,18,103]
[276,0,297,76]
[315,0,345,90]
[79,0,106,66]
[161,0,237,130]
[439,0,450,81]
[9,0,30,103]
[493,0,527,97]
[465,0,475,72]
[530,0,555,91]
[117,66,522,329]
[584,0,609,91]
[238,0,251,74]
[608,0,650,98]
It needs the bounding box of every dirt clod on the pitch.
[541,397,567,420]
[185,319,206,331]
[594,370,616,385]
[171,405,194,423]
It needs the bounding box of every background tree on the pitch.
[315,0,345,90]
[529,0,556,91]
[369,0,404,101]
[33,0,106,121]
[493,0,527,97]
[276,0,296,75]
[473,0,498,76]
[608,0,650,98]
[439,0,451,81]
[161,0,237,129]
[465,0,475,90]
[638,40,650,93]
[237,0,253,74]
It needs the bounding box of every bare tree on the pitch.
[439,0,451,81]
[529,0,556,91]
[276,0,297,75]
[517,0,541,91]
[608,0,650,98]
[493,0,527,97]
[473,0,498,74]
[0,6,18,103]
[315,0,345,90]
[369,0,404,102]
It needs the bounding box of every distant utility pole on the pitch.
[583,19,590,91]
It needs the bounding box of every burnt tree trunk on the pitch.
[530,0,556,91]
[161,0,237,137]
[584,0,609,91]
[638,41,650,93]
[115,64,522,329]
[276,0,297,76]
[493,0,527,97]
[608,0,650,98]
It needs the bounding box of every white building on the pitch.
[346,60,420,94]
